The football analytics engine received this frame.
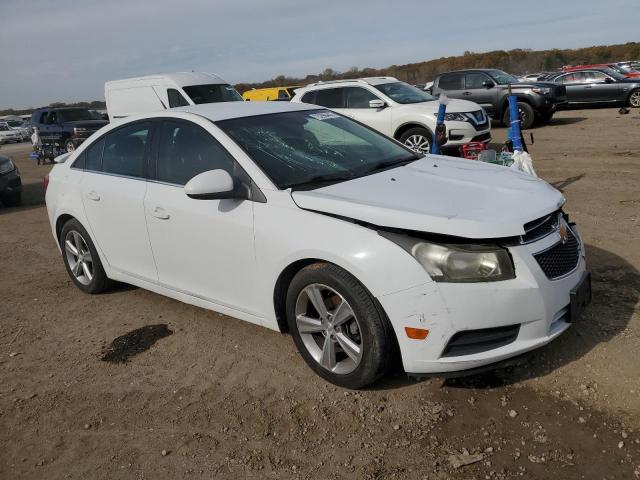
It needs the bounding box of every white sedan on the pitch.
[45,101,590,388]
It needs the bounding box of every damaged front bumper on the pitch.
[376,226,588,375]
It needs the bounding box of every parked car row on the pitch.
[0,120,31,143]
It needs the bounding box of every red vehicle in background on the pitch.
[562,63,640,79]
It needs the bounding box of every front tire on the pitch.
[286,263,394,389]
[502,102,535,130]
[398,127,432,155]
[629,89,640,108]
[60,219,111,294]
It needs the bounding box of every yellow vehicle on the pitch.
[242,86,301,101]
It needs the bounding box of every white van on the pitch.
[104,72,243,121]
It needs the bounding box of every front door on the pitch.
[463,73,498,114]
[143,119,258,314]
[583,71,621,103]
[341,87,393,136]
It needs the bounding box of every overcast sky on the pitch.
[0,0,637,109]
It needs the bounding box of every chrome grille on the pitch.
[520,212,559,244]
[533,228,580,280]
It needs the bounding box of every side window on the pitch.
[156,120,235,186]
[85,137,105,171]
[586,71,607,83]
[344,87,379,108]
[313,88,344,108]
[38,111,48,124]
[47,111,58,124]
[561,73,585,84]
[465,73,488,89]
[438,74,464,90]
[102,123,150,178]
[277,89,289,100]
[300,91,316,104]
[167,88,189,108]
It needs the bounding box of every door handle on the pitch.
[86,190,100,201]
[584,85,592,89]
[150,206,170,220]
[462,91,472,96]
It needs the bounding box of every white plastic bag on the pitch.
[510,150,537,177]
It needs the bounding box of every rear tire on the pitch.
[286,262,394,389]
[629,89,640,108]
[502,102,535,130]
[60,219,112,294]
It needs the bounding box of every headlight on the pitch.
[380,232,515,282]
[434,112,468,122]
[531,87,551,94]
[0,159,15,174]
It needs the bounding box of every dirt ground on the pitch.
[1,108,639,479]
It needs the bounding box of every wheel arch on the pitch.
[272,257,402,366]
[55,213,76,243]
[500,94,534,118]
[393,121,433,140]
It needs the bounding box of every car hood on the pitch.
[291,156,565,239]
[408,99,482,113]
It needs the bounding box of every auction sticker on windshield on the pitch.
[309,112,340,120]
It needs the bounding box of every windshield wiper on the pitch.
[367,155,421,174]
[289,172,354,191]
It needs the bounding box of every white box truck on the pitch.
[104,72,243,121]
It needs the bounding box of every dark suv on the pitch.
[31,107,108,153]
[431,69,567,129]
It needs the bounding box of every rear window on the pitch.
[313,88,344,108]
[438,74,464,90]
[182,84,243,104]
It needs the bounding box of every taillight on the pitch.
[43,174,50,191]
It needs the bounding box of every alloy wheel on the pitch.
[630,91,640,108]
[404,134,431,154]
[295,283,363,375]
[64,230,94,286]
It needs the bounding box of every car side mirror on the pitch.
[482,80,495,89]
[185,169,245,200]
[604,77,613,84]
[369,99,386,109]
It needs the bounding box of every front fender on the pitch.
[253,193,432,325]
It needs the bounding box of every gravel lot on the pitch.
[1,108,639,479]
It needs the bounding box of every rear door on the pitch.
[557,72,589,103]
[143,118,258,313]
[434,73,465,100]
[80,122,158,281]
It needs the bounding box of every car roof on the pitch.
[171,100,320,122]
[438,69,500,75]
[105,72,227,87]
[301,77,399,90]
